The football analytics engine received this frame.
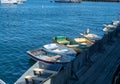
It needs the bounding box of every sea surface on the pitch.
[0,0,120,84]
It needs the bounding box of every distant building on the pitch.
[1,0,18,4]
[0,0,26,4]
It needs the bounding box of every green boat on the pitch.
[52,36,82,54]
[53,36,71,45]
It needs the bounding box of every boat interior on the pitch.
[74,38,94,46]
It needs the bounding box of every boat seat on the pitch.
[33,68,57,74]
[33,68,43,76]
[43,43,59,50]
[67,44,79,48]
[24,75,46,84]
[57,40,70,44]
[24,75,34,84]
[46,55,61,61]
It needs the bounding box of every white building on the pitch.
[0,0,26,4]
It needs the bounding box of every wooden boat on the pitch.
[52,36,82,54]
[80,28,102,41]
[52,36,71,45]
[27,48,76,64]
[74,38,94,48]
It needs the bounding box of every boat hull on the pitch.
[27,52,71,64]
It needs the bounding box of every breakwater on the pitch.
[15,21,120,84]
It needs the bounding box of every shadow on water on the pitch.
[28,59,36,65]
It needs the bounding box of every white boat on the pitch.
[0,79,6,84]
[112,21,120,27]
[43,43,77,55]
[80,28,101,41]
[1,0,18,4]
[1,0,26,4]
[103,24,116,32]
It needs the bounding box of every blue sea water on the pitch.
[0,0,120,84]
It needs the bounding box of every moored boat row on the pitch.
[15,19,120,84]
[27,28,103,64]
[27,20,120,64]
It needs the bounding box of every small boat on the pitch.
[27,48,76,64]
[112,21,120,27]
[74,37,94,48]
[43,43,77,56]
[80,28,102,41]
[0,79,6,84]
[52,36,81,54]
[103,24,116,32]
[52,36,71,45]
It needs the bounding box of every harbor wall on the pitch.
[43,24,120,84]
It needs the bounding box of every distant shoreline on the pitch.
[53,0,120,3]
